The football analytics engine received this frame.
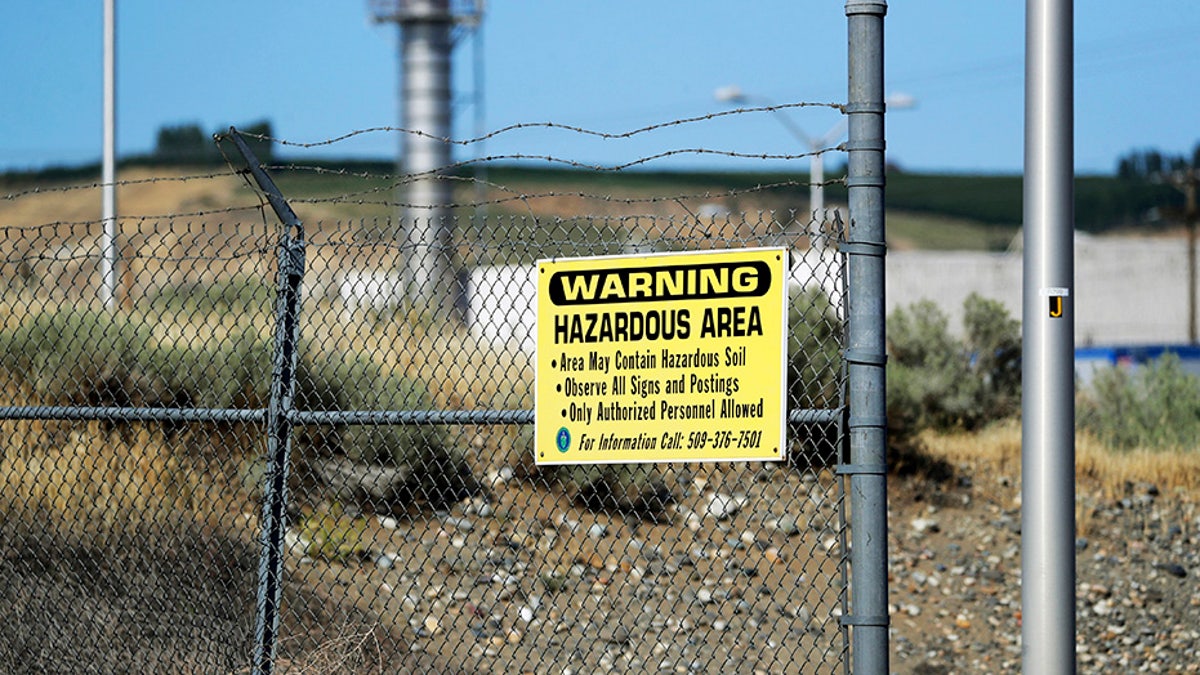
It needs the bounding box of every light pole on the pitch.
[714,86,915,242]
[100,0,118,310]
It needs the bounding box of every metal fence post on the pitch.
[227,129,307,675]
[844,2,890,673]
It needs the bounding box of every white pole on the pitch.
[810,145,825,240]
[100,0,118,310]
[1022,0,1076,672]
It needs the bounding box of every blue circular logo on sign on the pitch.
[556,427,571,453]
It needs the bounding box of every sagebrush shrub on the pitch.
[0,306,451,478]
[1078,354,1200,451]
[887,293,1021,434]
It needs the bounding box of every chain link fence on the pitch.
[2,147,852,674]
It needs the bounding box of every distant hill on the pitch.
[2,159,1185,250]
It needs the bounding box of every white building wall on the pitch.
[465,237,1200,354]
[888,235,1198,346]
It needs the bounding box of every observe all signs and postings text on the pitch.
[536,247,788,465]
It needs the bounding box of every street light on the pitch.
[714,85,916,241]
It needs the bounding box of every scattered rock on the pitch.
[1155,562,1188,578]
[441,515,475,532]
[774,515,802,536]
[601,625,631,645]
[283,530,311,556]
[706,492,748,520]
[422,615,441,635]
[910,517,940,535]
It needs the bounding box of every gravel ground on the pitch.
[281,452,1200,675]
[286,462,851,674]
[888,468,1200,674]
[3,455,1195,673]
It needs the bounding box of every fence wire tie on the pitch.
[844,175,887,189]
[836,463,888,476]
[843,348,888,366]
[846,414,888,430]
[839,240,887,257]
[839,614,891,628]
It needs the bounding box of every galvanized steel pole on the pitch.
[100,0,118,310]
[1022,0,1077,673]
[844,2,890,673]
[400,0,457,319]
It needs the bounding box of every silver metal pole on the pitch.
[100,0,118,310]
[844,2,889,673]
[1022,0,1076,672]
[400,0,457,320]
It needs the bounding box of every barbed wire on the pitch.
[1,169,245,202]
[0,204,274,232]
[223,102,844,150]
[0,170,841,230]
[2,245,276,266]
[253,145,833,182]
[4,105,849,230]
[263,165,843,211]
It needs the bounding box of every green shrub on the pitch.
[1078,354,1200,451]
[156,326,273,409]
[295,347,445,465]
[788,286,842,408]
[147,276,273,316]
[887,293,1021,433]
[0,309,160,405]
[788,285,844,466]
[292,339,474,508]
[291,503,374,563]
[0,307,470,506]
[0,309,273,410]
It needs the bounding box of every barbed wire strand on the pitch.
[3,106,849,230]
[262,146,843,203]
[226,102,845,150]
[1,168,246,202]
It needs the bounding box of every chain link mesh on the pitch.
[1,178,850,672]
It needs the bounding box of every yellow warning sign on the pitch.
[535,248,788,465]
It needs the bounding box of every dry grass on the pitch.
[304,312,535,473]
[0,417,256,542]
[919,420,1200,502]
[269,625,385,675]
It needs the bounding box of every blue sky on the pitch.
[2,1,1198,175]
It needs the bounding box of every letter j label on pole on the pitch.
[1041,287,1069,319]
[1049,296,1063,318]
